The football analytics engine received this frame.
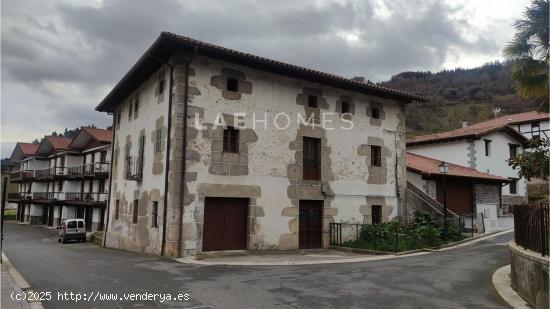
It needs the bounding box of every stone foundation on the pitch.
[509,241,549,309]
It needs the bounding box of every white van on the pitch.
[58,219,86,243]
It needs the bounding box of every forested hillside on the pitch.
[380,62,540,137]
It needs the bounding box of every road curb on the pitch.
[2,253,45,309]
[175,230,513,266]
[492,265,531,309]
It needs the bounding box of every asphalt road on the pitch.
[3,221,511,309]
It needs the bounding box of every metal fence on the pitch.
[330,213,485,253]
[513,201,549,256]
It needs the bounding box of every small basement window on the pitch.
[152,201,158,228]
[341,101,350,114]
[133,199,139,224]
[223,127,239,153]
[307,95,318,108]
[372,107,380,119]
[226,77,239,92]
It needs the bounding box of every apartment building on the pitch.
[8,128,112,232]
[95,32,426,257]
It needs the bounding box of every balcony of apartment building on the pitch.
[67,162,110,179]
[34,167,67,181]
[62,191,108,206]
[32,192,57,203]
[10,170,35,183]
[7,192,33,202]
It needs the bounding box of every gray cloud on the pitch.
[1,0,513,155]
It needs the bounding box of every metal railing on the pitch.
[35,167,66,179]
[32,192,56,201]
[330,214,485,253]
[64,192,108,203]
[10,170,35,181]
[513,201,549,256]
[7,192,32,200]
[67,162,110,176]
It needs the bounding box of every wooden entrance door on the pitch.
[48,206,54,226]
[299,200,323,249]
[436,179,473,215]
[203,197,248,251]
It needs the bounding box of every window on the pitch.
[154,128,162,153]
[116,111,121,127]
[372,205,382,225]
[303,137,321,180]
[115,200,120,220]
[341,101,350,114]
[58,181,63,192]
[158,79,165,95]
[226,77,238,92]
[100,151,107,163]
[307,95,318,108]
[509,179,518,194]
[371,145,382,167]
[137,135,145,177]
[509,144,518,159]
[67,221,76,229]
[371,107,380,119]
[133,199,139,224]
[531,121,540,130]
[223,127,239,153]
[152,202,158,228]
[134,97,139,114]
[484,139,492,156]
[128,102,133,120]
[77,221,84,229]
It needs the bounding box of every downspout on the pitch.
[102,112,116,247]
[177,47,198,257]
[161,63,174,257]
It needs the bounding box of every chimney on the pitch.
[352,76,366,83]
[461,120,469,128]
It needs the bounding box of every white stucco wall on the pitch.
[407,141,469,167]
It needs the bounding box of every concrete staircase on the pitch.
[406,181,458,220]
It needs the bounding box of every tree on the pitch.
[507,139,550,180]
[503,0,549,110]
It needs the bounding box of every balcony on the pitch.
[7,192,32,202]
[32,192,56,202]
[35,167,66,181]
[63,192,108,205]
[10,170,35,183]
[67,162,110,179]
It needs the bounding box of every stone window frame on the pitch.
[371,145,382,166]
[210,68,253,100]
[360,196,392,225]
[367,101,385,126]
[335,95,355,120]
[296,87,330,124]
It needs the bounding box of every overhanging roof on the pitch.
[96,32,427,113]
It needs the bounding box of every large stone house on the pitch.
[95,32,426,257]
[9,128,111,232]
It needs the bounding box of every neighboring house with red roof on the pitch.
[406,153,508,228]
[8,128,112,232]
[406,112,543,211]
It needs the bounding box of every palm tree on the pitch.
[503,0,549,110]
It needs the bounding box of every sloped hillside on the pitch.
[380,62,539,137]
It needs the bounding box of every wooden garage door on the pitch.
[299,200,323,249]
[436,180,473,215]
[203,197,248,251]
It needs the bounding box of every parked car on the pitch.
[57,219,86,244]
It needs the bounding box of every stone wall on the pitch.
[509,241,549,309]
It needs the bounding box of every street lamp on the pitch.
[438,161,448,241]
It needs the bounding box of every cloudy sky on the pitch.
[1,0,530,157]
